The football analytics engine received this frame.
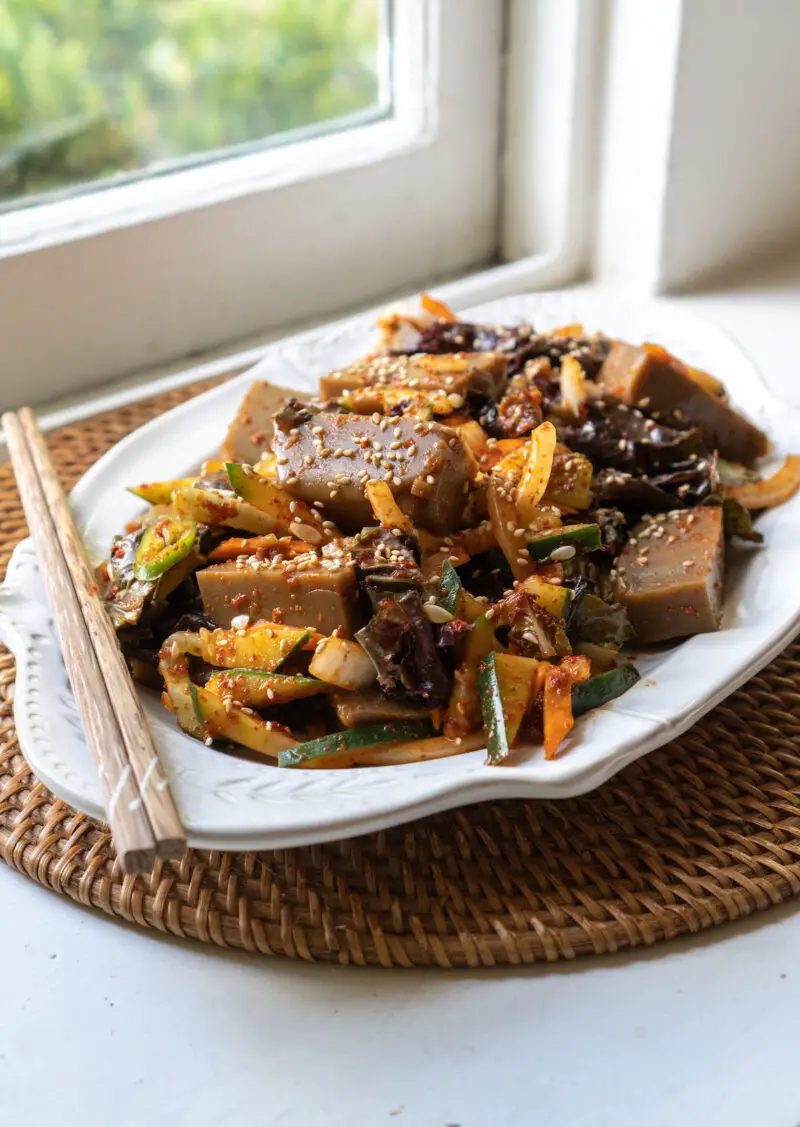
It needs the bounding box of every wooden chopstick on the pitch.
[3,409,186,871]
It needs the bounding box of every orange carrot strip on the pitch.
[421,292,457,321]
[543,664,575,759]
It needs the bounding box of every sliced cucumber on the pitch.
[278,719,434,768]
[133,517,197,581]
[478,651,539,765]
[518,574,573,618]
[444,614,497,738]
[172,484,276,534]
[164,673,204,739]
[199,624,311,673]
[439,560,484,622]
[439,559,462,616]
[527,523,602,561]
[190,682,296,757]
[128,478,196,505]
[205,669,327,706]
[226,462,273,508]
[226,462,324,535]
[571,665,640,717]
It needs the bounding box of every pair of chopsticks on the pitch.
[2,408,186,873]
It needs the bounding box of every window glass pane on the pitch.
[0,0,387,205]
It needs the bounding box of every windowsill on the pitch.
[24,250,800,444]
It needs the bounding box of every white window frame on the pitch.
[0,0,605,414]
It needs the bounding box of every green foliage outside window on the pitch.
[0,0,381,202]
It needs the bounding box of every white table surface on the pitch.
[4,263,800,1127]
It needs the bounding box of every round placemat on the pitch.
[1,379,799,967]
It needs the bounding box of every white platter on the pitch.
[2,291,799,851]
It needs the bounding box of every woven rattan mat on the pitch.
[1,378,799,967]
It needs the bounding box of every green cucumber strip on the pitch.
[133,518,197,580]
[217,669,317,683]
[189,681,205,728]
[527,523,602,561]
[225,462,248,494]
[478,652,509,766]
[279,719,434,768]
[268,629,311,673]
[440,559,463,616]
[571,665,640,717]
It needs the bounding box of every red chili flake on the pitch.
[230,593,250,609]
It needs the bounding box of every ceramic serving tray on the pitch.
[2,291,798,850]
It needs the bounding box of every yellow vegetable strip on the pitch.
[727,455,800,510]
[364,479,415,535]
[516,421,557,525]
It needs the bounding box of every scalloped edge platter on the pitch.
[1,291,799,850]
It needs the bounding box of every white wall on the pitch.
[593,0,800,294]
[661,0,800,291]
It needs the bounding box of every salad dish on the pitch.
[97,295,800,772]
